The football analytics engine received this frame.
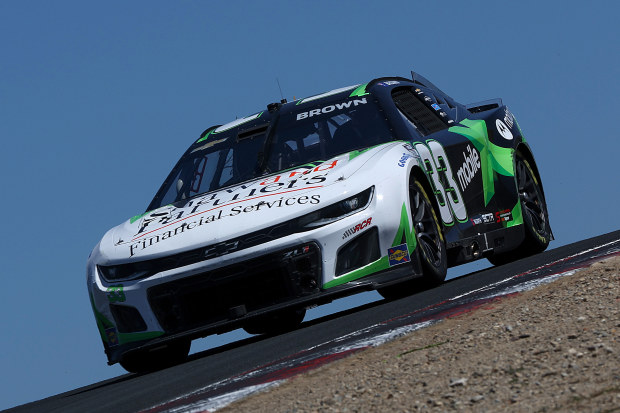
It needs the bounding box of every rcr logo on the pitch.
[296,98,367,120]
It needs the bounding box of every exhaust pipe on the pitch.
[471,242,481,259]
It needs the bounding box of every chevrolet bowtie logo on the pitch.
[204,241,240,259]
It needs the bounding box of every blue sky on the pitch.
[1,1,618,409]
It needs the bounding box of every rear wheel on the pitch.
[379,180,447,299]
[488,154,551,266]
[119,339,191,374]
[243,308,306,335]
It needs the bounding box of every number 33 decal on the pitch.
[413,140,467,225]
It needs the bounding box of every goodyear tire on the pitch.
[488,153,551,265]
[119,339,191,374]
[379,180,447,299]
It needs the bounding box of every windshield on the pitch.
[148,94,394,210]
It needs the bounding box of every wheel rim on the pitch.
[516,160,547,235]
[411,185,442,267]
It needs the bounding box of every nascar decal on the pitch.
[296,98,367,120]
[449,119,514,206]
[342,217,372,239]
[388,243,410,266]
[413,140,467,225]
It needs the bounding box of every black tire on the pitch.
[488,154,551,266]
[379,180,447,300]
[119,339,191,374]
[243,308,306,335]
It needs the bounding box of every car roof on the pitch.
[197,72,459,142]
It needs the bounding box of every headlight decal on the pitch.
[300,186,374,229]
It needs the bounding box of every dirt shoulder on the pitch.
[223,256,620,412]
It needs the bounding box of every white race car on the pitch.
[88,72,551,372]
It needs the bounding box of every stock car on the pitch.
[87,71,552,372]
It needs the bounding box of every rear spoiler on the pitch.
[410,70,456,101]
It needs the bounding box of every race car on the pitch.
[87,71,552,372]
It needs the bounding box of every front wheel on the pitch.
[488,154,551,266]
[379,180,447,299]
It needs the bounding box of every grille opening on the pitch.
[335,227,381,276]
[110,304,147,333]
[147,244,321,333]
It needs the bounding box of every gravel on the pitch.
[222,256,620,412]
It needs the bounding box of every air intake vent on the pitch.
[392,88,448,136]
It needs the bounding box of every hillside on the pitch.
[223,256,620,412]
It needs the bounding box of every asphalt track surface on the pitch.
[7,229,620,413]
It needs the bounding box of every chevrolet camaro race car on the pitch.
[87,71,552,372]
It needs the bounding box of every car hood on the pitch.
[97,142,403,264]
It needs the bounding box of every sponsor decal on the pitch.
[456,145,481,191]
[504,108,514,128]
[378,81,400,86]
[105,327,119,347]
[398,153,414,167]
[129,194,321,256]
[449,119,516,207]
[439,111,447,118]
[470,213,494,226]
[424,96,432,102]
[342,217,372,240]
[106,285,126,303]
[388,243,410,266]
[495,119,513,140]
[415,88,423,95]
[133,161,339,239]
[431,103,441,111]
[296,98,367,120]
[496,209,513,223]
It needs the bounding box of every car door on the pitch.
[389,85,498,244]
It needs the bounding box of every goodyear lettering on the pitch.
[398,153,413,167]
